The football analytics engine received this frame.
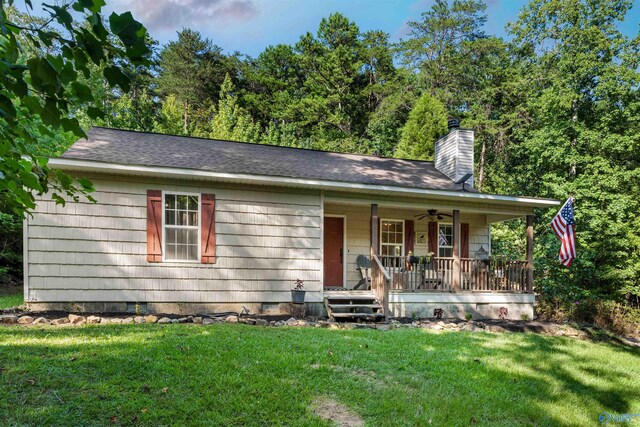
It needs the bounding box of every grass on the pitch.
[0,292,22,309]
[0,324,639,426]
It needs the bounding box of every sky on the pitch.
[23,0,640,57]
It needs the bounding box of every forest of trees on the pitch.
[1,0,639,320]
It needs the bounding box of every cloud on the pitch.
[116,0,259,32]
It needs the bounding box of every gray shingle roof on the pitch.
[61,127,466,192]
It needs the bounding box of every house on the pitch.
[23,123,559,320]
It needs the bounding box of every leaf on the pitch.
[87,107,104,119]
[72,0,106,13]
[103,65,130,91]
[27,57,62,95]
[0,94,17,123]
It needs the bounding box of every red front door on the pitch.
[324,217,344,287]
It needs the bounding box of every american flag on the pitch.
[551,198,576,267]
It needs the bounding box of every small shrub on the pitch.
[433,308,444,319]
[464,313,473,321]
[520,313,530,321]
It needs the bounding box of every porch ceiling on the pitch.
[323,191,552,220]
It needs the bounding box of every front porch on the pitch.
[322,198,535,320]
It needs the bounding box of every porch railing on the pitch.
[372,255,531,293]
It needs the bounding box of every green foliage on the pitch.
[157,29,230,134]
[394,93,448,160]
[0,0,150,217]
[208,74,260,142]
[0,211,21,282]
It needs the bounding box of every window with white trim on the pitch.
[164,193,199,261]
[438,223,453,257]
[380,219,404,257]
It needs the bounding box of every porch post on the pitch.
[452,209,461,292]
[526,214,534,292]
[370,204,379,256]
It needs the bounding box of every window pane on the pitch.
[176,229,188,244]
[165,194,175,209]
[177,211,188,226]
[188,245,198,260]
[177,195,188,210]
[187,229,197,245]
[188,196,198,211]
[166,210,175,226]
[188,212,198,227]
[166,229,176,244]
[177,245,187,260]
[166,244,176,260]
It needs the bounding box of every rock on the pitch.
[121,317,134,324]
[285,317,298,326]
[144,315,158,324]
[157,317,171,324]
[202,318,214,325]
[18,316,34,324]
[243,318,256,325]
[33,317,49,324]
[170,319,179,324]
[275,320,285,327]
[255,319,269,326]
[51,317,70,325]
[177,317,189,323]
[376,324,390,331]
[110,318,123,324]
[270,321,277,326]
[1,314,19,325]
[437,321,445,326]
[193,316,203,324]
[134,316,145,324]
[68,314,86,325]
[297,320,308,326]
[86,315,102,324]
[225,315,238,323]
[432,324,444,330]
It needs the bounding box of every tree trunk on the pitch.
[478,137,486,191]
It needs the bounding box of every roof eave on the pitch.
[48,157,560,209]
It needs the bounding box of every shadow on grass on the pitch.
[0,325,638,426]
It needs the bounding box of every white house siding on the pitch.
[434,128,474,188]
[324,203,490,288]
[26,174,323,307]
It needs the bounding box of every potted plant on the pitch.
[291,279,306,304]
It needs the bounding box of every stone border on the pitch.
[0,312,590,335]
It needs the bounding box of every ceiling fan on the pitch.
[414,209,453,221]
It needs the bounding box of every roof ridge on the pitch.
[87,126,437,165]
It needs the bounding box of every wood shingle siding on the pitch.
[26,175,323,304]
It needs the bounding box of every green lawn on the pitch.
[0,324,638,426]
[0,292,22,309]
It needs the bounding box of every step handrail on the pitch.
[372,254,391,281]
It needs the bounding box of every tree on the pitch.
[398,0,487,109]
[157,29,228,133]
[0,0,150,216]
[506,0,640,302]
[394,93,448,160]
[209,74,260,142]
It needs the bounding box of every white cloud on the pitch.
[113,0,259,32]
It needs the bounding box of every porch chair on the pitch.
[353,255,372,290]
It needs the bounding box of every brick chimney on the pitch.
[434,120,474,189]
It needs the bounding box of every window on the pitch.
[164,193,199,261]
[380,219,404,257]
[438,223,453,257]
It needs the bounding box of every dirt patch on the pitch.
[312,397,364,427]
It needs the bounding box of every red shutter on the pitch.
[461,223,470,259]
[428,221,438,255]
[201,193,216,264]
[146,190,163,262]
[404,220,415,255]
